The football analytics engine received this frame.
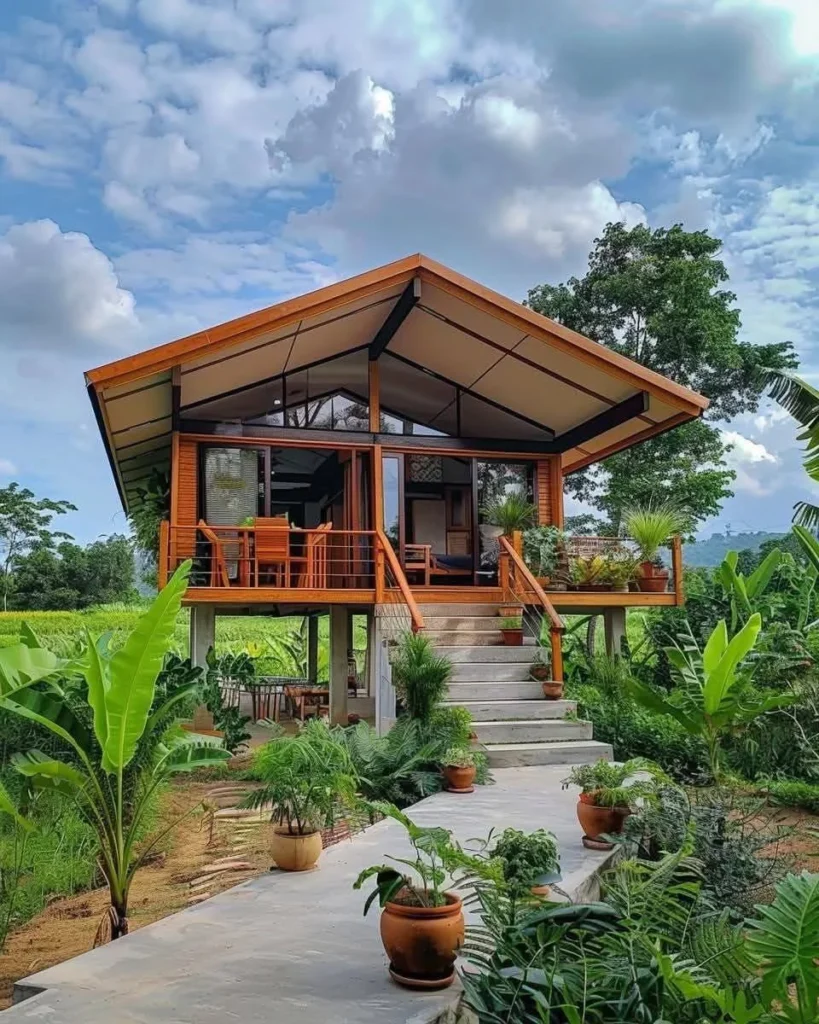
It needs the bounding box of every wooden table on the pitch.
[284,686,330,721]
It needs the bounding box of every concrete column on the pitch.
[604,607,627,658]
[365,612,376,697]
[329,605,349,725]
[307,615,319,685]
[190,604,215,668]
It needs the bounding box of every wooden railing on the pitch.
[161,523,376,591]
[376,529,425,634]
[499,534,565,683]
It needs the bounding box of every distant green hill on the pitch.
[685,531,786,567]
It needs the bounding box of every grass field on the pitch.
[0,606,369,678]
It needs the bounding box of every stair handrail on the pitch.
[498,534,564,682]
[376,529,425,634]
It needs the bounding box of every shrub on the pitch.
[758,778,819,814]
[391,632,452,723]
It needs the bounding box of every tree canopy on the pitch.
[527,223,797,528]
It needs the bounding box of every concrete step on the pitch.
[442,699,576,721]
[450,662,534,681]
[428,631,505,646]
[485,739,614,768]
[440,646,537,663]
[418,604,501,617]
[424,616,505,630]
[474,719,593,745]
[447,681,545,701]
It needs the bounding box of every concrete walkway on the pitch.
[4,767,616,1024]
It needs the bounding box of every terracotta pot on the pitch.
[501,628,523,647]
[380,892,464,990]
[530,663,551,682]
[347,713,361,725]
[576,794,630,847]
[530,883,552,898]
[270,826,323,871]
[542,680,564,700]
[498,606,519,618]
[443,764,476,792]
[636,575,669,593]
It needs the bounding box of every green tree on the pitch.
[0,483,76,611]
[527,223,797,527]
[10,535,137,610]
[0,562,230,940]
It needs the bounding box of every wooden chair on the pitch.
[404,543,432,585]
[198,521,230,587]
[254,517,291,585]
[295,522,332,588]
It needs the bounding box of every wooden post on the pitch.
[329,606,349,725]
[369,359,380,432]
[375,545,385,604]
[550,628,564,683]
[307,615,319,685]
[158,520,169,589]
[671,534,684,606]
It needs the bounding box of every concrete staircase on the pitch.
[421,603,613,769]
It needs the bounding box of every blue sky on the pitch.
[1,0,818,543]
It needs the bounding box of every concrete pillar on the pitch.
[190,605,215,668]
[604,607,627,658]
[329,605,349,725]
[307,615,319,684]
[365,612,376,697]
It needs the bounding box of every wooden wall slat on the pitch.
[176,438,198,559]
[536,456,563,527]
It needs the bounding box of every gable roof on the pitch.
[85,253,708,512]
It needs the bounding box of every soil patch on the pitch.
[0,777,271,1009]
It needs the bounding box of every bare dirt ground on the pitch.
[0,775,271,1009]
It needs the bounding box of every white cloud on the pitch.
[0,459,17,476]
[721,428,778,495]
[0,220,138,351]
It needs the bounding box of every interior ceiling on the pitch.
[86,255,708,513]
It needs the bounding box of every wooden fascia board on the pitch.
[416,256,710,417]
[85,255,423,390]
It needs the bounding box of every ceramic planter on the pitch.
[380,892,464,990]
[542,680,564,700]
[443,764,476,793]
[530,663,551,682]
[270,827,323,871]
[636,561,669,593]
[576,793,630,850]
[501,628,524,646]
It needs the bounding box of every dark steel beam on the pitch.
[555,391,650,453]
[369,277,420,360]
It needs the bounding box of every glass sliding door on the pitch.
[202,446,262,580]
[475,460,535,584]
[381,453,404,560]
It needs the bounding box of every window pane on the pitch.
[383,456,401,548]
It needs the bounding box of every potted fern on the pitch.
[622,502,687,593]
[563,758,669,850]
[242,722,357,871]
[488,827,561,898]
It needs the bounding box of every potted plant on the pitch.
[569,554,611,592]
[481,490,537,537]
[562,758,669,851]
[488,827,561,899]
[500,616,524,646]
[441,747,478,793]
[622,502,687,593]
[241,723,357,871]
[354,803,499,990]
[522,525,566,586]
[603,548,640,593]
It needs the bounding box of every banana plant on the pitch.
[628,613,794,779]
[717,549,783,632]
[0,561,230,940]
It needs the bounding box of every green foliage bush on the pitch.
[758,778,819,814]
